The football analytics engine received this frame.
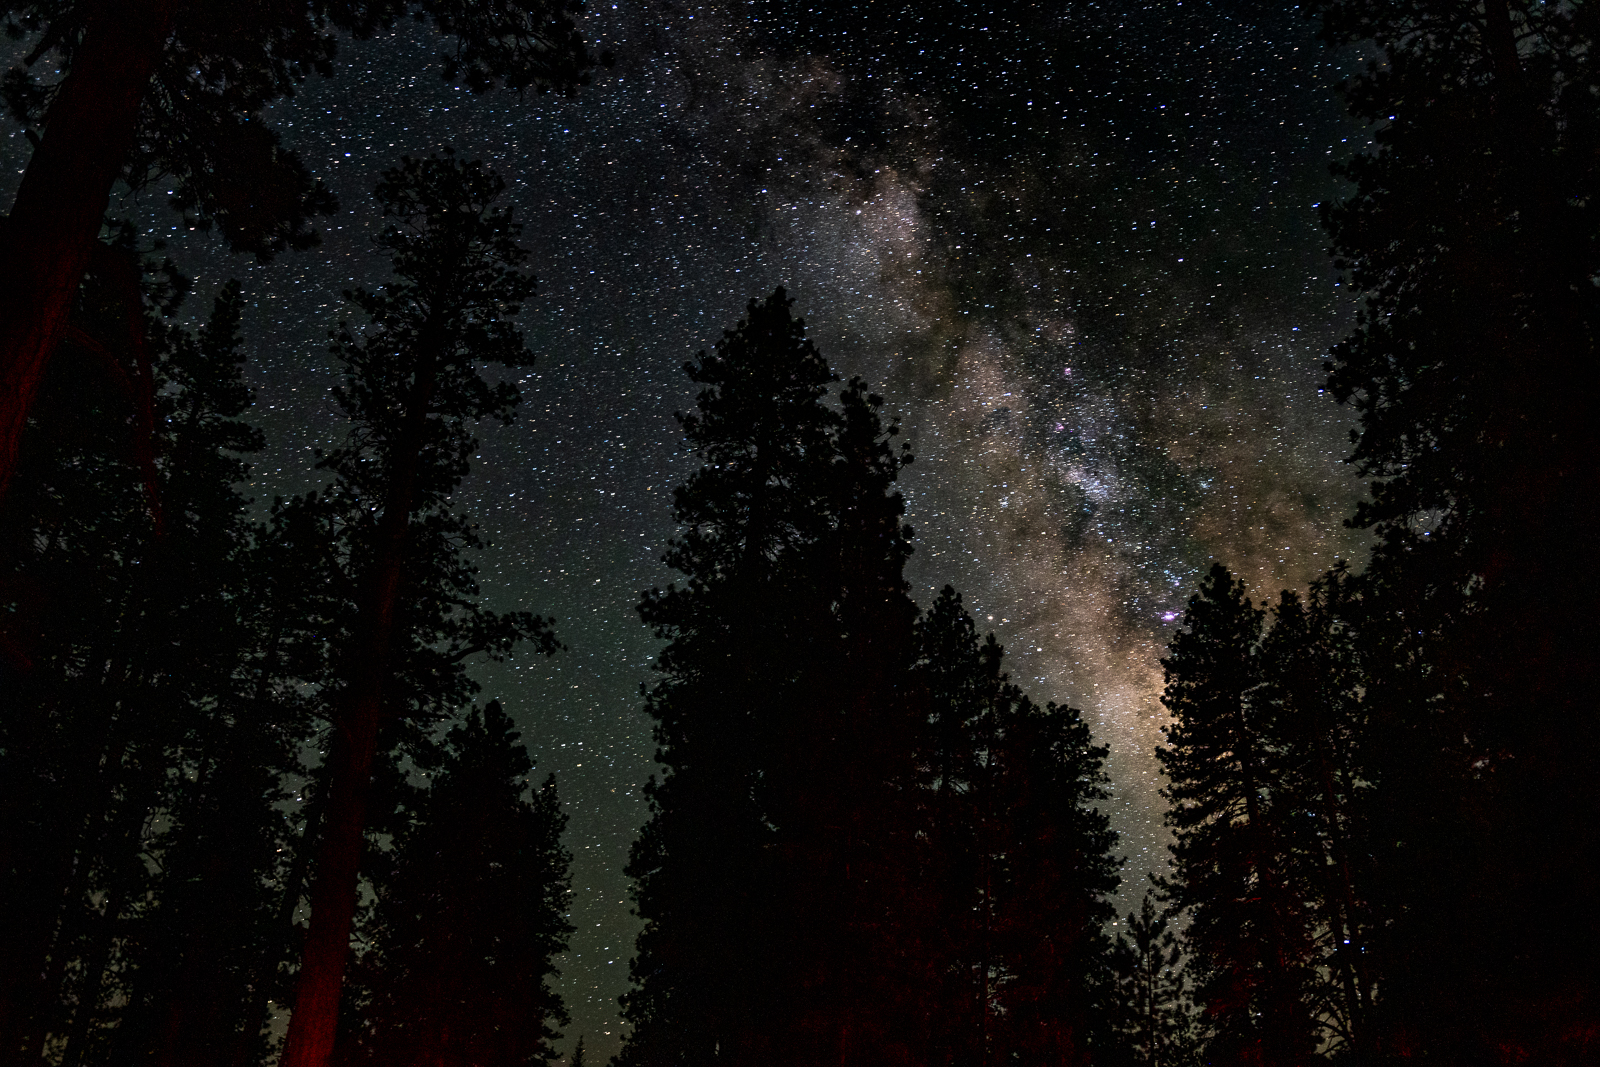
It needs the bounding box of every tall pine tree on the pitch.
[910,586,1121,1067]
[1310,0,1600,1054]
[0,0,595,497]
[1157,564,1318,1067]
[1106,892,1196,1067]
[619,289,840,1067]
[1253,571,1373,1059]
[279,152,558,1067]
[0,260,302,1064]
[619,290,926,1067]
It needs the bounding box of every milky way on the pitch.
[3,3,1374,1060]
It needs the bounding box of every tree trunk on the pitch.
[276,694,384,1067]
[58,875,129,1067]
[0,0,179,500]
[0,687,127,1056]
[1482,0,1524,92]
[279,373,438,1067]
[223,780,323,1067]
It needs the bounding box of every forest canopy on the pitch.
[2,0,1594,1065]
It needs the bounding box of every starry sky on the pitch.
[6,2,1373,1061]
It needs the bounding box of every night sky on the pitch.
[5,3,1374,1061]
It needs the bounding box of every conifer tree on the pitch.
[620,290,841,1067]
[909,587,999,1066]
[1314,0,1599,567]
[619,290,924,1067]
[1107,893,1195,1067]
[910,586,1121,1067]
[0,263,298,1063]
[766,375,926,1066]
[1253,570,1373,1058]
[986,696,1119,1067]
[279,152,558,1067]
[1157,564,1318,1067]
[0,0,595,498]
[622,297,1122,1067]
[1152,564,1377,1062]
[340,700,572,1067]
[1309,0,1600,1053]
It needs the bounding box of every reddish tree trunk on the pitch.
[280,375,437,1067]
[0,0,178,500]
[277,689,384,1067]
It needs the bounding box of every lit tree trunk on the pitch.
[0,0,179,499]
[279,373,436,1067]
[276,698,381,1067]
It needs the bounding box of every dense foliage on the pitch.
[0,156,571,1067]
[276,151,562,1067]
[1149,3,1600,1062]
[0,264,288,1065]
[618,293,1123,1067]
[340,701,572,1067]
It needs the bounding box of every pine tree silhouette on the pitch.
[340,701,572,1067]
[1253,571,1373,1058]
[911,586,1121,1067]
[1157,564,1318,1066]
[619,290,926,1067]
[0,269,298,1063]
[1309,0,1600,1054]
[0,0,595,499]
[620,290,843,1067]
[909,587,997,1066]
[278,153,558,1067]
[1107,893,1195,1067]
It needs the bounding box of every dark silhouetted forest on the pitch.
[1149,0,1600,1062]
[616,291,1122,1067]
[3,0,1595,1065]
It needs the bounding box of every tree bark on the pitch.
[276,694,383,1067]
[58,875,130,1067]
[0,684,126,1056]
[279,373,438,1067]
[0,0,179,500]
